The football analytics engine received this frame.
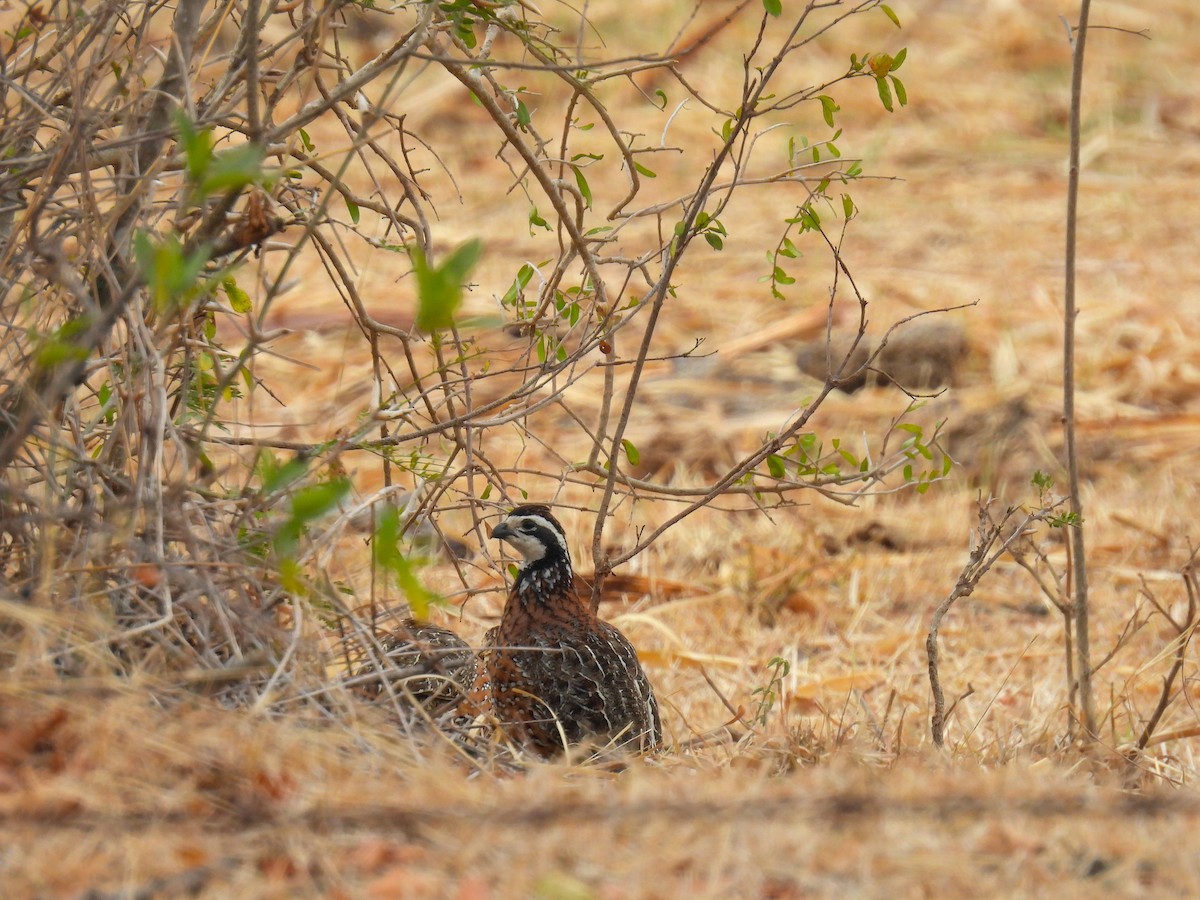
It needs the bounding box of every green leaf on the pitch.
[876,76,894,112]
[291,478,350,523]
[413,239,484,332]
[892,47,907,70]
[372,506,441,619]
[222,277,252,314]
[298,128,315,152]
[97,381,115,424]
[345,196,360,224]
[633,161,657,178]
[174,111,212,187]
[842,194,855,218]
[259,454,308,494]
[457,18,477,48]
[573,166,593,208]
[880,4,901,27]
[133,230,212,311]
[621,439,640,466]
[273,477,350,559]
[501,263,536,306]
[762,0,782,16]
[767,454,786,478]
[200,142,266,195]
[516,99,532,128]
[836,445,859,468]
[704,232,724,251]
[818,95,839,128]
[35,318,92,368]
[891,75,908,107]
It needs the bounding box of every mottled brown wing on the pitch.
[580,621,662,752]
[489,624,661,756]
[352,619,475,711]
[455,625,497,721]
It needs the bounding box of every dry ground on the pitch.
[6,0,1200,896]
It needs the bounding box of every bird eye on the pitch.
[520,520,537,533]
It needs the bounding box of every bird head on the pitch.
[491,504,572,573]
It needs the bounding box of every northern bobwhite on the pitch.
[485,504,662,757]
[350,617,477,714]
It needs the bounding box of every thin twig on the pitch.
[1063,0,1097,740]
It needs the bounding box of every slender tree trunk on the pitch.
[1064,0,1097,740]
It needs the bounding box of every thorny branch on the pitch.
[1134,554,1200,753]
[928,497,1067,747]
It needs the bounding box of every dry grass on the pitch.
[4,0,1200,895]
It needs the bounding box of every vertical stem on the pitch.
[1064,0,1096,740]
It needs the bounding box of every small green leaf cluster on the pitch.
[1030,471,1082,528]
[242,452,352,591]
[674,211,729,253]
[436,0,488,48]
[32,318,92,369]
[133,231,212,312]
[175,112,267,204]
[897,422,952,494]
[762,433,852,483]
[751,656,791,727]
[176,348,246,427]
[849,47,908,113]
[499,262,596,364]
[766,129,862,299]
